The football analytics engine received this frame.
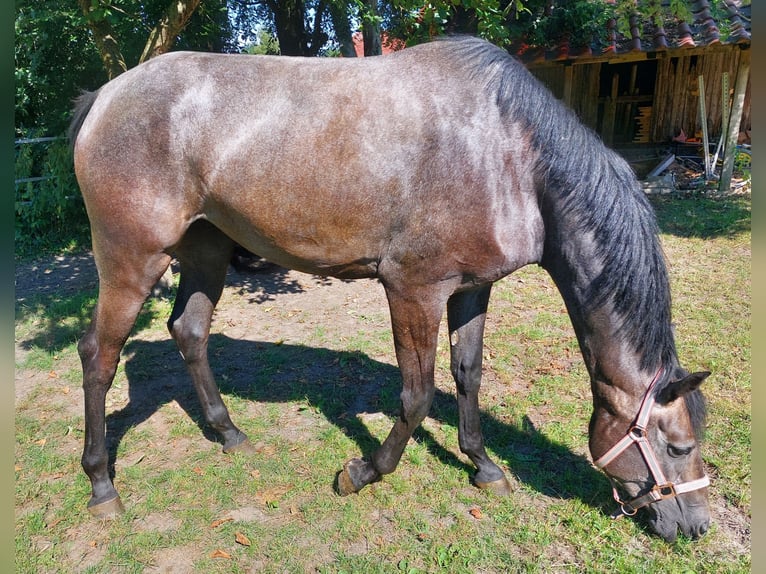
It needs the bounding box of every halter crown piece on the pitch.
[593,367,710,519]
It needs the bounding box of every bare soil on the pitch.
[14,248,751,570]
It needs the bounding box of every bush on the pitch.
[15,136,90,257]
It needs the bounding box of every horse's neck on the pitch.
[539,211,658,396]
[532,136,675,399]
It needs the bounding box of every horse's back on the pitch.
[74,39,545,286]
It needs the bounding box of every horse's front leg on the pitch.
[447,286,513,495]
[337,285,444,495]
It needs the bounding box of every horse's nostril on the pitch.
[692,520,710,539]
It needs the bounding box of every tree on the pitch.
[230,0,340,56]
[75,0,127,79]
[360,0,382,55]
[384,0,515,46]
[76,0,220,79]
[266,0,329,55]
[140,0,204,62]
[15,0,103,135]
[328,1,357,56]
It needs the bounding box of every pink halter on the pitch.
[593,368,710,518]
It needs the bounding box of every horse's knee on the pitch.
[78,328,99,367]
[400,386,435,424]
[78,332,121,389]
[451,349,483,392]
[168,314,209,361]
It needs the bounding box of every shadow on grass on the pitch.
[15,193,749,357]
[114,335,614,518]
[14,259,316,355]
[16,251,657,525]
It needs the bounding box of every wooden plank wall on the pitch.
[652,49,746,142]
[571,63,601,131]
[531,67,564,101]
[531,64,601,132]
[529,46,750,145]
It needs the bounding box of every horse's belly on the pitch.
[204,207,384,280]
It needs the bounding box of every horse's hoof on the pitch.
[223,437,256,455]
[87,495,125,519]
[336,463,362,496]
[336,458,379,496]
[475,476,513,496]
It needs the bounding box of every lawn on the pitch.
[15,193,750,573]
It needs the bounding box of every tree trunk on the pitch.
[361,0,381,56]
[329,1,356,57]
[77,0,127,79]
[139,0,203,64]
[79,0,202,79]
[269,0,308,56]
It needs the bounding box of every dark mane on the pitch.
[684,386,708,441]
[445,36,677,372]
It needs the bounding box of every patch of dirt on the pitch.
[144,543,199,573]
[15,252,401,570]
[15,252,99,302]
[15,250,751,568]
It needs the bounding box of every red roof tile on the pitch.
[510,0,750,65]
[351,32,406,57]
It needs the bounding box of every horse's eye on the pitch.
[667,444,693,458]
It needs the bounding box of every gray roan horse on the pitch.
[69,36,711,541]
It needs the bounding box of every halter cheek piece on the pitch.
[593,368,710,519]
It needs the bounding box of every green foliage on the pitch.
[15,1,103,135]
[388,0,513,46]
[613,0,639,38]
[537,0,614,47]
[15,0,239,256]
[243,28,281,55]
[15,138,90,257]
[668,0,693,22]
[425,0,616,50]
[733,147,751,180]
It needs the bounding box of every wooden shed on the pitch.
[511,2,751,148]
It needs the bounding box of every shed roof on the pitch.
[510,0,750,67]
[351,32,406,57]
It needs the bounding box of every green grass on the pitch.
[15,194,750,573]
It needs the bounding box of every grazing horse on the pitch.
[69,36,711,541]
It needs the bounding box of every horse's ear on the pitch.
[656,371,710,405]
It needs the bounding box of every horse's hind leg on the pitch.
[337,285,444,494]
[168,221,254,453]
[79,251,172,518]
[447,286,512,495]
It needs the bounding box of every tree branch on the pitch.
[139,0,203,64]
[77,0,128,80]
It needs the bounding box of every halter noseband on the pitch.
[593,368,710,519]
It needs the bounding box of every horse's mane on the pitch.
[443,37,709,436]
[444,36,677,374]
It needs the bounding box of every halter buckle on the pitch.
[655,483,676,499]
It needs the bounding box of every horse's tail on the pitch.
[68,90,100,152]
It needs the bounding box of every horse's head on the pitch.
[589,368,711,542]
